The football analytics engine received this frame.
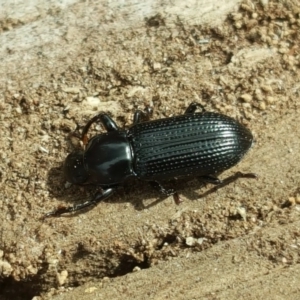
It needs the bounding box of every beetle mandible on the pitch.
[46,102,255,217]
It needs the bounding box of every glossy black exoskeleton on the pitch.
[46,102,255,217]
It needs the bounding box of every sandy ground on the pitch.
[1,0,300,299]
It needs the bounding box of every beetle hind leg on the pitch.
[43,187,116,218]
[184,102,206,115]
[184,102,206,114]
[198,175,222,185]
[199,172,257,188]
[198,172,257,199]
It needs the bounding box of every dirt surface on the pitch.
[1,0,300,299]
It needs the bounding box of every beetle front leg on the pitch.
[44,187,116,218]
[150,181,182,204]
[82,113,119,146]
[184,102,206,114]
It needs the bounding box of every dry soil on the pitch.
[0,0,300,299]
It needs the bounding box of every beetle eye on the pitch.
[64,152,88,184]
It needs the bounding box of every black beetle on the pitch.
[46,102,255,217]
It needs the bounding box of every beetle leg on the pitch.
[184,102,206,114]
[198,172,257,198]
[229,172,257,180]
[82,114,119,146]
[199,175,222,185]
[150,181,182,204]
[43,187,116,217]
[204,172,257,184]
[199,172,257,186]
[133,107,153,124]
[150,181,175,195]
[172,192,183,204]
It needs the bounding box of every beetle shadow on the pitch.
[46,164,65,197]
[130,172,257,211]
[125,178,201,211]
[123,177,216,210]
[46,164,257,217]
[45,166,189,216]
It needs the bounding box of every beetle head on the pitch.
[64,151,88,184]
